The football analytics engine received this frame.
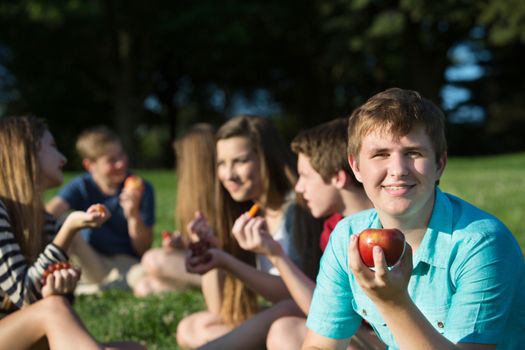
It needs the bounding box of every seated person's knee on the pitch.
[141,250,164,276]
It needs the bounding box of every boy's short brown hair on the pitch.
[291,118,359,186]
[75,125,121,160]
[347,88,447,161]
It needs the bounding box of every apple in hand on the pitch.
[92,203,108,217]
[161,230,172,243]
[357,228,405,268]
[188,240,212,265]
[123,175,144,193]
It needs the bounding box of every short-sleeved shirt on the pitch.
[57,172,155,257]
[306,188,525,349]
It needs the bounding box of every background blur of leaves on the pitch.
[1,0,524,168]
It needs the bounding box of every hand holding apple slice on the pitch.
[357,228,406,268]
[161,230,185,249]
[91,203,109,217]
[247,203,260,218]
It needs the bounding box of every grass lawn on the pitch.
[45,153,525,349]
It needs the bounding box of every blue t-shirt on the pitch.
[306,188,525,349]
[58,172,155,257]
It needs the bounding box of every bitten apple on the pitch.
[123,175,144,193]
[357,228,405,268]
[92,203,108,217]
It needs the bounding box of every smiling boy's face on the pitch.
[85,141,128,186]
[348,125,446,224]
[295,153,342,218]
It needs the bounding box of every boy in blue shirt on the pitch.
[303,88,525,349]
[46,126,155,293]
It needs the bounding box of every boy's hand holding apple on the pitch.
[348,229,413,305]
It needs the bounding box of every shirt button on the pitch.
[437,321,444,328]
[362,309,367,316]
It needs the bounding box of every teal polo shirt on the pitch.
[306,188,525,349]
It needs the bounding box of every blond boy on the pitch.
[46,126,155,293]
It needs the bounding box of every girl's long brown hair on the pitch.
[0,116,48,309]
[174,123,216,240]
[215,115,322,326]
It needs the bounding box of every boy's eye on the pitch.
[407,151,422,158]
[373,153,388,158]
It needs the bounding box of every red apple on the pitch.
[123,175,144,193]
[92,203,108,217]
[161,230,171,242]
[357,228,405,268]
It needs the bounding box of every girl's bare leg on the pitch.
[176,311,232,349]
[266,315,307,350]
[199,299,303,350]
[133,248,201,297]
[0,295,102,350]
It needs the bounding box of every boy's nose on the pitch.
[294,178,304,193]
[388,154,409,177]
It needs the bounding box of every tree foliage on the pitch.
[1,0,524,166]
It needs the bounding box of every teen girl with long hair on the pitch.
[132,123,216,296]
[176,115,322,349]
[0,115,144,350]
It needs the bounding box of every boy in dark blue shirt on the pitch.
[47,126,155,293]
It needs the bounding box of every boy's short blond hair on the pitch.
[347,87,447,161]
[75,125,121,160]
[291,118,359,187]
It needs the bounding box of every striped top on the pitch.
[0,200,68,318]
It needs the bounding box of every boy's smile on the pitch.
[349,125,446,229]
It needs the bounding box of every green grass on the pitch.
[45,154,525,349]
[440,152,525,249]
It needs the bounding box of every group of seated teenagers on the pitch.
[0,87,523,350]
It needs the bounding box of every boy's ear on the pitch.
[348,155,363,183]
[436,152,448,178]
[330,169,347,189]
[82,159,93,172]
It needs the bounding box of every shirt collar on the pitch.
[413,188,453,269]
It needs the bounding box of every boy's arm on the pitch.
[120,185,154,256]
[46,196,71,218]
[126,214,153,256]
[348,235,497,350]
[376,298,495,350]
